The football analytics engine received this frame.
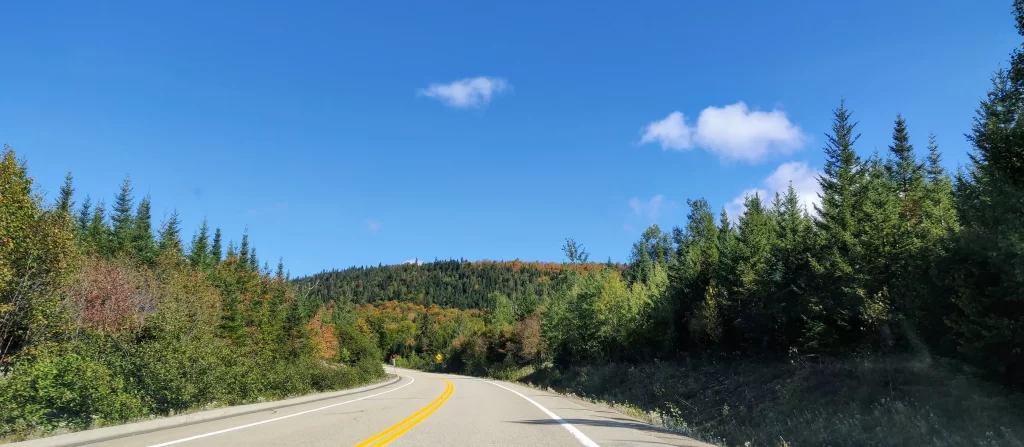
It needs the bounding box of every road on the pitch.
[85,367,712,447]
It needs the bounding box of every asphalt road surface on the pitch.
[85,367,712,447]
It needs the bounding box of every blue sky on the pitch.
[1,1,1018,276]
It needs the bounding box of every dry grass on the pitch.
[519,355,1024,446]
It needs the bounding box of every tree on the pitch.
[769,184,816,351]
[210,228,223,264]
[855,153,901,342]
[668,198,721,350]
[561,237,589,264]
[239,231,250,267]
[76,195,92,236]
[248,247,258,271]
[86,200,110,254]
[949,43,1024,385]
[730,192,777,351]
[131,195,157,264]
[189,219,211,270]
[56,172,74,216]
[158,210,182,254]
[808,99,867,351]
[110,176,135,256]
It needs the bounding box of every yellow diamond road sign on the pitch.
[435,353,443,363]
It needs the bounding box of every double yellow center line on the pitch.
[352,379,454,447]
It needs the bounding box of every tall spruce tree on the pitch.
[731,193,777,350]
[110,176,135,256]
[809,99,867,351]
[86,200,110,254]
[669,198,721,350]
[76,195,92,236]
[158,210,182,254]
[211,227,223,264]
[55,172,74,216]
[949,11,1024,384]
[130,195,157,264]
[189,219,211,270]
[856,153,901,342]
[770,184,816,351]
[239,231,250,267]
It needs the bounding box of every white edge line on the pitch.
[145,375,416,447]
[483,380,601,447]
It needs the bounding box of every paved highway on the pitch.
[84,367,712,447]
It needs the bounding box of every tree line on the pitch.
[0,150,383,439]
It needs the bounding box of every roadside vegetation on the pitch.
[0,153,383,441]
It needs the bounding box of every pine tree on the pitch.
[226,241,237,260]
[76,195,92,236]
[239,231,250,267]
[668,198,721,350]
[276,258,285,280]
[56,171,74,215]
[856,153,901,340]
[731,192,777,350]
[949,29,1024,385]
[248,247,258,271]
[809,99,867,351]
[189,219,211,270]
[130,195,157,263]
[110,176,135,256]
[211,227,223,264]
[770,184,816,351]
[86,200,111,254]
[158,210,182,254]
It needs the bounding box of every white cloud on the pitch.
[639,112,692,150]
[418,76,509,108]
[640,102,807,162]
[765,161,822,213]
[403,258,424,265]
[726,161,822,222]
[365,218,381,232]
[629,194,670,221]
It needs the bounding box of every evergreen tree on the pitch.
[239,231,250,267]
[769,184,816,351]
[189,219,211,270]
[130,195,157,264]
[226,241,237,260]
[158,210,182,254]
[211,227,223,264]
[76,195,92,235]
[55,171,74,215]
[668,198,721,350]
[809,99,866,351]
[856,153,901,341]
[110,176,135,256]
[249,247,259,271]
[731,193,777,350]
[950,42,1024,385]
[86,200,110,254]
[276,258,285,280]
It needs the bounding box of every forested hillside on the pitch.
[295,259,611,310]
[0,150,383,440]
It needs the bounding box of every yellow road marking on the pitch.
[352,379,453,447]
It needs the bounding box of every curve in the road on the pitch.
[482,380,600,447]
[352,379,453,447]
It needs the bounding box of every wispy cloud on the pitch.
[403,258,424,265]
[364,218,381,232]
[640,102,807,162]
[726,161,822,222]
[418,76,510,108]
[628,194,671,221]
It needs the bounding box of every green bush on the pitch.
[0,351,147,436]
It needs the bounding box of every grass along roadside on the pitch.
[496,356,1024,447]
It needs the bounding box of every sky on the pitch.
[1,1,1019,276]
